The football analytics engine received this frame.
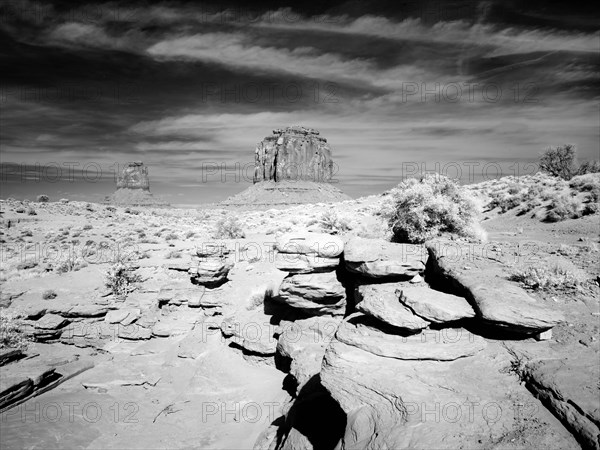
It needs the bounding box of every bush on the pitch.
[575,160,600,175]
[36,195,49,203]
[318,210,351,235]
[582,202,599,216]
[539,144,577,180]
[498,196,521,213]
[105,261,142,299]
[0,310,31,350]
[379,173,484,243]
[509,265,581,290]
[544,194,580,222]
[52,251,88,273]
[213,216,245,239]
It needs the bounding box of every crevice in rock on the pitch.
[278,374,347,450]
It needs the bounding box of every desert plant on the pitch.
[582,202,599,216]
[318,210,351,234]
[544,194,581,222]
[52,250,88,273]
[539,144,577,180]
[213,216,245,239]
[509,265,581,290]
[104,260,142,298]
[0,310,31,350]
[575,160,600,175]
[36,195,49,202]
[379,173,484,243]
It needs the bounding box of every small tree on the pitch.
[539,144,577,180]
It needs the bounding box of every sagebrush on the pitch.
[213,216,245,239]
[0,310,31,350]
[379,173,484,243]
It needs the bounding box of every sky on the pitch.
[1,0,599,204]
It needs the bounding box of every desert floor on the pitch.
[0,175,598,449]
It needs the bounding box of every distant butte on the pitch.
[116,161,150,191]
[254,126,334,183]
[220,126,350,208]
[107,162,168,206]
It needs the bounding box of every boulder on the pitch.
[344,237,427,278]
[397,285,476,323]
[275,232,344,257]
[355,284,430,331]
[426,241,564,332]
[335,314,486,361]
[189,258,233,287]
[276,316,341,393]
[277,272,346,316]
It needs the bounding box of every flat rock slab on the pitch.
[35,314,69,330]
[320,339,580,450]
[427,241,564,332]
[177,325,209,359]
[157,284,205,307]
[522,354,600,450]
[274,252,339,273]
[276,232,344,257]
[62,303,108,318]
[277,272,346,315]
[344,237,427,278]
[0,349,23,366]
[336,314,486,361]
[397,284,476,323]
[221,309,278,355]
[105,309,130,324]
[117,324,152,340]
[355,284,430,331]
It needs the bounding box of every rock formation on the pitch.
[116,161,150,190]
[254,126,333,183]
[220,126,350,207]
[107,161,168,206]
